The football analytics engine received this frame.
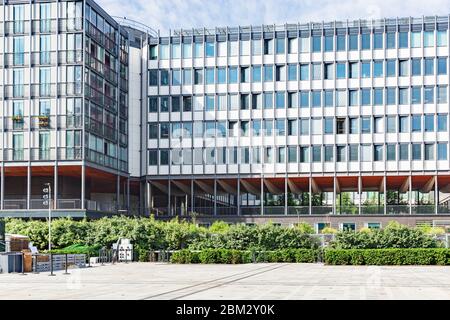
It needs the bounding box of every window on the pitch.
[300,146,309,162]
[438,143,448,160]
[172,44,181,59]
[217,67,226,84]
[276,92,285,109]
[386,116,396,133]
[205,42,214,57]
[194,42,203,58]
[387,144,396,161]
[412,143,422,160]
[425,143,434,160]
[205,68,214,84]
[194,68,203,85]
[183,43,192,58]
[288,92,298,108]
[252,94,262,109]
[374,117,383,133]
[288,64,297,81]
[412,115,421,132]
[336,118,346,134]
[361,62,371,78]
[336,63,346,79]
[361,33,370,50]
[337,146,346,162]
[183,96,192,112]
[361,89,371,106]
[252,40,261,55]
[148,97,157,113]
[324,90,333,107]
[240,67,250,83]
[311,119,322,135]
[264,39,273,55]
[300,119,309,135]
[288,146,297,163]
[300,64,309,81]
[277,147,285,163]
[438,114,447,132]
[300,37,309,52]
[399,60,409,77]
[349,145,358,161]
[411,58,422,76]
[312,146,321,162]
[412,87,421,104]
[373,61,383,77]
[399,116,409,133]
[149,70,158,86]
[336,35,345,51]
[276,119,285,136]
[172,69,181,85]
[312,91,321,107]
[324,118,333,134]
[264,65,273,82]
[386,88,396,105]
[424,86,434,104]
[399,88,409,105]
[349,90,358,106]
[438,86,448,103]
[324,63,334,80]
[288,119,297,136]
[361,117,371,133]
[349,62,358,79]
[205,95,215,111]
[275,38,285,54]
[438,57,447,75]
[374,145,383,161]
[386,60,396,77]
[425,114,434,132]
[411,32,421,48]
[399,144,409,160]
[160,123,169,139]
[159,44,169,60]
[312,36,321,52]
[437,30,447,46]
[373,33,383,49]
[348,34,358,51]
[300,92,309,108]
[374,88,383,105]
[149,45,157,60]
[335,90,346,107]
[183,69,192,85]
[312,63,321,80]
[398,32,408,48]
[263,93,273,109]
[324,145,334,162]
[252,66,262,82]
[386,32,396,49]
[148,150,157,165]
[160,97,169,112]
[349,118,358,134]
[324,35,333,52]
[424,58,434,75]
[228,67,238,83]
[276,65,286,81]
[424,31,434,47]
[361,145,371,162]
[288,38,298,53]
[148,123,158,139]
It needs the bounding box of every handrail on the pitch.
[112,16,158,37]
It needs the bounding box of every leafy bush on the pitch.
[171,249,319,264]
[330,222,441,249]
[321,227,338,234]
[324,249,450,265]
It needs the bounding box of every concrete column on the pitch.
[0,164,3,210]
[214,179,217,216]
[409,176,413,215]
[168,179,171,216]
[54,165,58,209]
[333,176,337,215]
[126,178,130,213]
[358,175,362,215]
[116,175,120,212]
[237,178,241,216]
[27,166,30,209]
[81,165,85,210]
[309,177,312,215]
[435,175,438,215]
[261,178,264,216]
[384,175,387,215]
[190,179,194,214]
[284,177,288,215]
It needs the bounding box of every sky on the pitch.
[96,0,450,34]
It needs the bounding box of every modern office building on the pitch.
[2,0,450,229]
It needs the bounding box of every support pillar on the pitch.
[0,164,4,210]
[333,176,337,215]
[309,176,312,215]
[116,175,120,212]
[168,179,171,216]
[383,175,387,215]
[261,178,264,216]
[81,165,85,210]
[237,178,240,216]
[284,177,288,215]
[213,179,217,216]
[54,165,58,210]
[435,175,438,215]
[409,176,413,215]
[27,166,30,210]
[358,175,362,215]
[126,178,130,213]
[190,179,194,215]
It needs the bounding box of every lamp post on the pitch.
[43,183,52,252]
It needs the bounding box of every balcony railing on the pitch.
[57,147,82,160]
[4,53,30,67]
[3,149,28,162]
[58,18,83,32]
[4,20,30,35]
[58,82,82,96]
[57,115,82,129]
[311,206,333,215]
[4,116,27,131]
[3,199,27,210]
[240,206,261,215]
[30,51,57,66]
[4,85,29,98]
[263,206,285,215]
[31,84,56,98]
[30,148,56,161]
[287,206,310,215]
[31,19,57,33]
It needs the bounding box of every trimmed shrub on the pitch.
[324,249,450,265]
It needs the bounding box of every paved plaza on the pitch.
[0,263,449,300]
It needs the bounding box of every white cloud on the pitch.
[96,0,450,34]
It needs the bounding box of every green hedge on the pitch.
[324,249,450,265]
[171,249,319,264]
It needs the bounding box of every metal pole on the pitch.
[63,253,70,275]
[20,252,26,275]
[33,254,39,274]
[49,253,55,276]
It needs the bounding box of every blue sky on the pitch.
[96,0,450,34]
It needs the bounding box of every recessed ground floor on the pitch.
[1,263,449,300]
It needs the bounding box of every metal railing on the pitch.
[3,199,27,210]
